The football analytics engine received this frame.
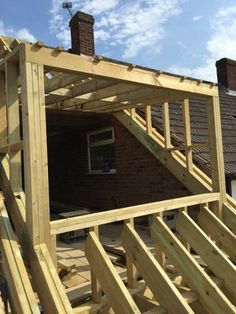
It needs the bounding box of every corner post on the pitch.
[20,44,53,257]
[206,95,226,218]
[5,61,22,191]
[0,72,7,148]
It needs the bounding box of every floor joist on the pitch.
[198,206,236,263]
[176,211,236,302]
[85,231,141,314]
[151,217,236,314]
[121,223,193,314]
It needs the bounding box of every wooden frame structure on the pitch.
[0,35,235,313]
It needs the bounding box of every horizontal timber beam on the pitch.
[50,193,219,235]
[44,73,88,94]
[45,78,116,105]
[46,84,141,110]
[22,43,218,97]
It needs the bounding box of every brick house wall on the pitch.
[47,115,190,210]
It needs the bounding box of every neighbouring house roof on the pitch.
[139,88,236,178]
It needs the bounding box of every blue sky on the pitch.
[1,0,236,81]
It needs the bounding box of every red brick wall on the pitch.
[69,11,95,56]
[48,116,190,210]
[216,58,236,91]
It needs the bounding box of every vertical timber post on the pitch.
[125,219,138,288]
[20,47,54,259]
[206,96,226,219]
[5,61,22,191]
[0,72,7,148]
[89,225,102,303]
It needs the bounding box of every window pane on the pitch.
[90,143,115,172]
[89,130,113,144]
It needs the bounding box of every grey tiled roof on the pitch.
[138,88,236,178]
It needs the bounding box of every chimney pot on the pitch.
[69,11,95,56]
[216,58,236,91]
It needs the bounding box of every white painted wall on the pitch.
[231,180,236,199]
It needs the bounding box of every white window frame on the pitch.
[231,180,236,200]
[87,127,116,174]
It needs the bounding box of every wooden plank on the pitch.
[0,196,40,314]
[198,206,236,263]
[206,96,226,216]
[0,157,72,312]
[92,92,197,113]
[223,202,236,233]
[85,231,141,314]
[73,281,147,314]
[5,61,22,191]
[48,81,138,107]
[0,157,72,313]
[89,225,102,303]
[74,86,155,110]
[0,72,7,147]
[145,105,152,135]
[46,79,116,106]
[0,141,23,153]
[130,109,213,190]
[179,208,190,251]
[33,243,73,313]
[176,211,236,300]
[0,155,26,233]
[182,99,193,171]
[151,217,236,314]
[23,43,218,96]
[50,193,220,235]
[122,223,193,314]
[46,91,200,113]
[60,87,161,112]
[20,60,52,253]
[162,102,171,149]
[0,37,11,59]
[44,73,87,93]
[154,213,166,267]
[167,143,207,151]
[125,219,138,288]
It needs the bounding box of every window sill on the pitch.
[86,170,117,175]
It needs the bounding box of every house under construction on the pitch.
[0,11,235,314]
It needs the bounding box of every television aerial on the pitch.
[62,2,73,17]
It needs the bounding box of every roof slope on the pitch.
[139,89,236,178]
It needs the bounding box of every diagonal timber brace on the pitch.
[0,156,73,313]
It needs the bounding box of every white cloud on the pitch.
[169,5,236,82]
[0,20,36,42]
[192,15,202,21]
[95,29,110,40]
[79,0,119,15]
[49,0,119,46]
[15,29,36,42]
[49,0,183,56]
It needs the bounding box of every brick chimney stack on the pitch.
[216,58,236,91]
[69,11,95,56]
